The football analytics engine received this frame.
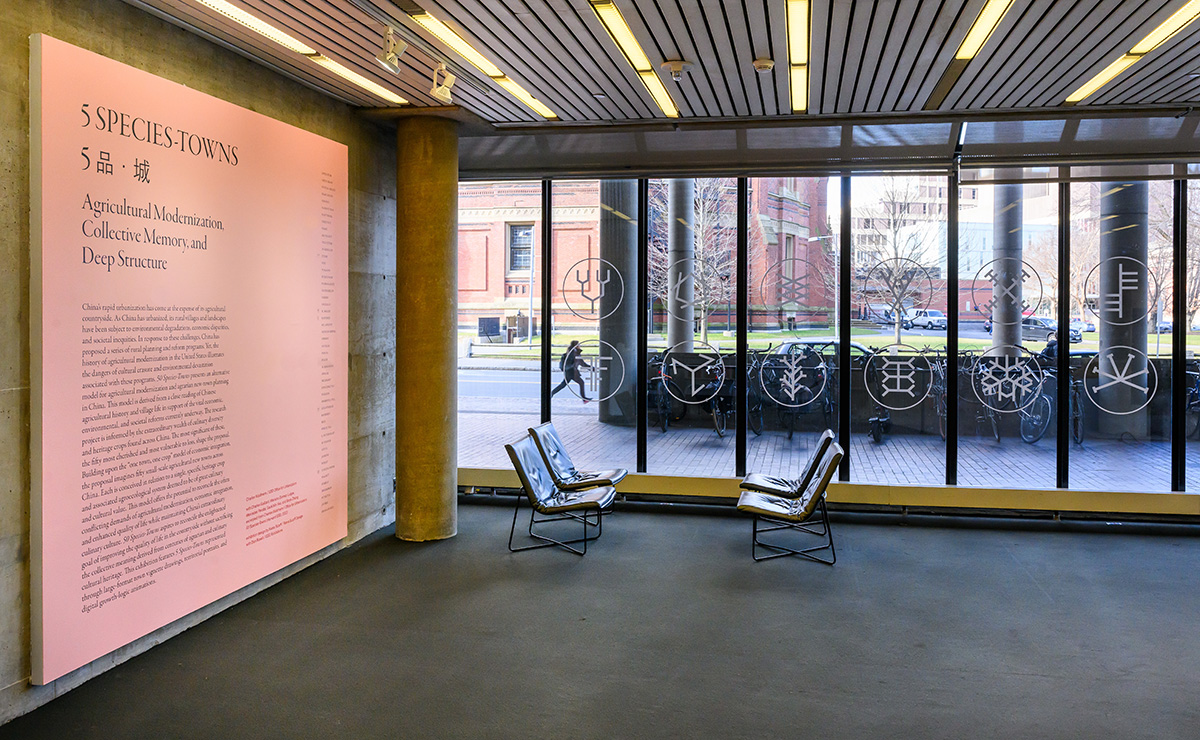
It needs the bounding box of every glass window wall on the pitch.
[646,178,738,477]
[747,176,839,480]
[456,180,543,468]
[956,174,1059,487]
[850,175,948,486]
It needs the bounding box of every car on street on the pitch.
[1156,320,1173,333]
[909,309,947,330]
[1022,316,1082,342]
[1070,318,1096,333]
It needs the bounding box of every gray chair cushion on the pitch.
[506,436,615,514]
[739,429,834,497]
[530,422,627,491]
[558,468,628,491]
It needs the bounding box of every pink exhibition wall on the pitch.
[30,34,349,684]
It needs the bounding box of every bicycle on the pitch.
[861,345,895,444]
[648,351,686,433]
[745,345,774,436]
[922,346,948,441]
[1184,361,1200,439]
[762,344,824,440]
[1019,361,1085,444]
[960,350,1001,442]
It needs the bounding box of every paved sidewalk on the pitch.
[459,408,1196,493]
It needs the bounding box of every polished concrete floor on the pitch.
[4,502,1199,739]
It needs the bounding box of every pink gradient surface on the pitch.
[32,35,349,683]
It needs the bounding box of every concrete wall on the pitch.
[0,0,396,721]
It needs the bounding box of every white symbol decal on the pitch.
[1102,263,1140,321]
[671,355,720,398]
[863,343,932,412]
[578,352,612,394]
[663,341,725,405]
[1084,257,1158,327]
[972,260,1044,325]
[561,258,624,321]
[969,346,1043,413]
[1083,345,1156,416]
[780,273,808,305]
[880,357,918,398]
[574,268,613,315]
[1094,351,1149,393]
[978,356,1041,405]
[779,355,807,402]
[562,340,626,403]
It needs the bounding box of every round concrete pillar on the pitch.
[992,174,1023,352]
[1097,181,1149,438]
[395,117,458,541]
[598,180,638,425]
[667,179,695,351]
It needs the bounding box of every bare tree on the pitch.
[855,177,940,344]
[648,178,748,344]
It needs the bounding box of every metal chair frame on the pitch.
[751,497,836,565]
[505,436,613,557]
[508,499,603,556]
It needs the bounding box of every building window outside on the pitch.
[508,223,533,272]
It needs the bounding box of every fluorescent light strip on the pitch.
[494,77,557,119]
[955,0,1013,60]
[411,13,503,78]
[1131,0,1200,54]
[790,65,808,112]
[1066,54,1139,103]
[310,55,408,105]
[593,2,653,71]
[638,71,679,118]
[196,0,315,55]
[1067,0,1200,103]
[590,2,678,118]
[786,0,809,112]
[786,0,809,66]
[411,12,557,119]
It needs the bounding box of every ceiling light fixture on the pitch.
[309,55,408,105]
[955,0,1014,59]
[1067,0,1200,103]
[375,27,406,75]
[924,0,1013,109]
[195,0,406,106]
[786,0,809,113]
[410,11,557,119]
[195,0,315,54]
[588,1,679,118]
[431,62,456,104]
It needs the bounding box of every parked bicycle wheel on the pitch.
[1070,385,1085,444]
[748,392,764,436]
[936,392,948,441]
[1019,394,1052,443]
[712,405,728,437]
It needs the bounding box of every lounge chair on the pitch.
[528,422,628,491]
[505,435,615,556]
[736,441,843,565]
[739,429,834,497]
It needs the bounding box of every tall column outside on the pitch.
[1097,181,1149,438]
[598,180,638,425]
[992,175,1023,352]
[667,179,695,351]
[395,116,458,541]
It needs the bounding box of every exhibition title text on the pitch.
[81,103,240,167]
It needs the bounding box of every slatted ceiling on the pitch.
[1102,22,1200,105]
[1039,0,1163,107]
[545,0,648,120]
[243,0,431,105]
[720,0,762,115]
[154,0,379,106]
[947,0,1031,111]
[999,0,1103,108]
[614,0,691,116]
[757,0,786,114]
[435,0,572,120]
[506,2,620,121]
[660,0,723,116]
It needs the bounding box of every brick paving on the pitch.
[460,401,1199,493]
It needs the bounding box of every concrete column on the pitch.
[1097,181,1149,438]
[992,175,1023,352]
[395,117,458,541]
[598,180,638,425]
[667,179,695,351]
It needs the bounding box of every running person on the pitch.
[551,340,590,402]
